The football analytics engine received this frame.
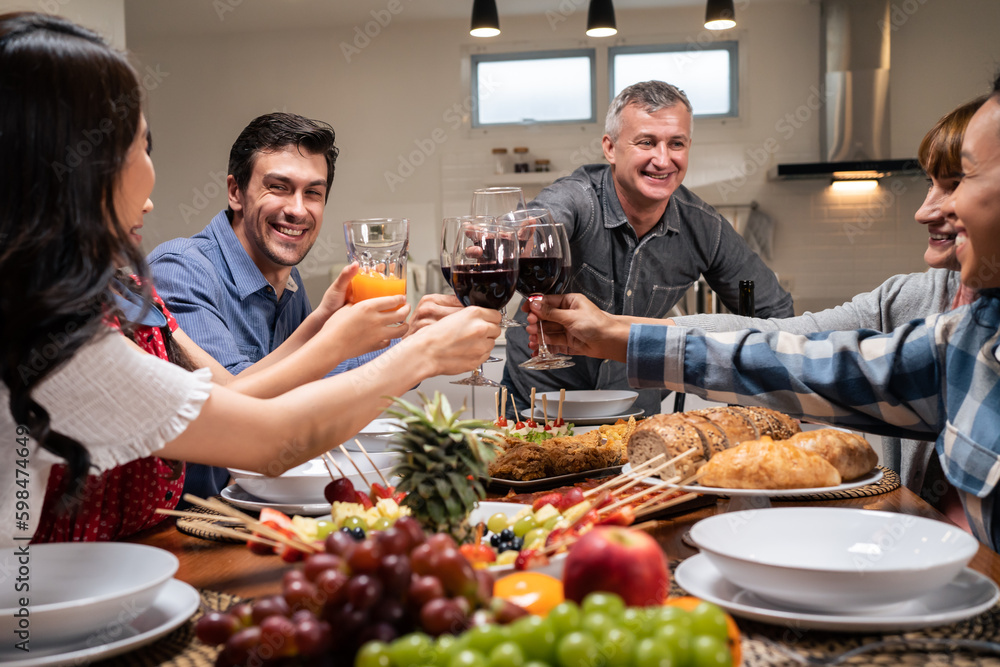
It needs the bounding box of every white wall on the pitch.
[120,0,998,313]
[0,0,125,47]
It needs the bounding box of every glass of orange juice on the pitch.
[343,218,408,305]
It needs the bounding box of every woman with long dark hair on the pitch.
[0,12,500,546]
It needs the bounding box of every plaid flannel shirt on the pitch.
[626,293,1000,549]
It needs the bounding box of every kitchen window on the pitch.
[610,41,738,118]
[471,49,597,127]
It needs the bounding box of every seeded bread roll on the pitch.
[700,437,841,489]
[678,413,729,459]
[743,406,802,440]
[627,414,704,481]
[786,429,878,480]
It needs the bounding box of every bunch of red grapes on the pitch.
[195,516,527,666]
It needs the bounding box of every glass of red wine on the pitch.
[499,208,574,371]
[449,221,519,387]
[471,187,526,328]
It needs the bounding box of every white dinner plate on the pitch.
[221,484,331,517]
[621,463,883,497]
[470,501,565,578]
[675,554,999,632]
[522,407,644,426]
[344,418,404,453]
[0,579,200,666]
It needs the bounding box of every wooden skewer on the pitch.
[529,387,536,421]
[599,472,683,516]
[630,469,708,514]
[594,461,678,502]
[509,395,522,423]
[501,387,508,422]
[324,452,347,478]
[634,492,701,520]
[183,494,319,553]
[337,445,372,487]
[155,508,244,524]
[558,388,565,425]
[184,521,282,548]
[542,396,549,430]
[583,453,667,498]
[354,439,391,488]
[322,456,337,481]
[494,390,500,423]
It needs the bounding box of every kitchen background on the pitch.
[4,0,998,316]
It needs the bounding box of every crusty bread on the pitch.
[699,437,841,489]
[628,414,704,481]
[785,429,877,480]
[692,407,759,445]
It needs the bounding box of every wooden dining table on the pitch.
[132,486,1000,666]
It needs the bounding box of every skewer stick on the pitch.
[501,387,508,422]
[184,521,282,548]
[509,396,522,424]
[155,508,244,524]
[322,456,337,481]
[558,388,565,425]
[634,492,701,520]
[583,453,667,498]
[598,473,683,516]
[582,446,696,498]
[337,445,372,487]
[529,387,536,421]
[630,469,708,514]
[542,396,549,430]
[494,390,499,423]
[183,494,318,553]
[323,452,347,478]
[354,439,391,487]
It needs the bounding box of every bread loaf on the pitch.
[699,437,842,489]
[785,429,877,480]
[627,414,704,481]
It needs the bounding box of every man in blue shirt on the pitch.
[149,113,426,499]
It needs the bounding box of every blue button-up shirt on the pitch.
[148,210,391,499]
[626,291,1000,550]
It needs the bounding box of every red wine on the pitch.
[516,256,561,296]
[440,265,451,287]
[451,266,518,310]
[550,260,572,295]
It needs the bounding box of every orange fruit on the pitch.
[665,596,741,667]
[493,572,565,617]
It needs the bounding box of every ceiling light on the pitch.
[470,0,500,37]
[586,0,617,37]
[831,179,879,193]
[705,0,736,30]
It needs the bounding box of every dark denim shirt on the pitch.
[503,164,794,418]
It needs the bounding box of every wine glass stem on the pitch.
[531,295,552,356]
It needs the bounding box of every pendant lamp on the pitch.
[470,0,500,37]
[705,0,736,30]
[586,0,617,37]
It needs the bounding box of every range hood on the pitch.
[774,0,921,181]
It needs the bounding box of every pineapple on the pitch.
[387,392,501,544]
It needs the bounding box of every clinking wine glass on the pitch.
[499,208,574,371]
[449,221,519,387]
[471,187,526,328]
[442,216,504,363]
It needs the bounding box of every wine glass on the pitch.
[498,208,574,371]
[449,221,519,387]
[471,187,526,327]
[442,216,504,364]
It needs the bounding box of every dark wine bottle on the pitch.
[738,280,755,317]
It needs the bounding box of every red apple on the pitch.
[562,526,670,607]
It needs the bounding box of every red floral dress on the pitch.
[32,286,187,543]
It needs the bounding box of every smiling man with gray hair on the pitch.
[502,80,793,419]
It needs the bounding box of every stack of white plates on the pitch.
[0,543,198,665]
[676,507,997,631]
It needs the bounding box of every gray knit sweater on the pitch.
[673,268,962,497]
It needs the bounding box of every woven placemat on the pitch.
[100,589,238,667]
[773,465,900,502]
[669,559,1000,666]
[175,500,250,544]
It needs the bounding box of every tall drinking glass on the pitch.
[343,219,408,304]
[449,221,519,387]
[471,187,526,328]
[499,208,574,371]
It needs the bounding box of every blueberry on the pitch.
[489,534,501,548]
[350,527,366,541]
[512,537,524,551]
[497,541,514,553]
[500,528,515,541]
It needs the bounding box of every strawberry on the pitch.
[597,506,635,527]
[459,543,497,566]
[513,549,550,571]
[370,483,395,501]
[392,491,407,504]
[354,490,374,509]
[558,487,585,511]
